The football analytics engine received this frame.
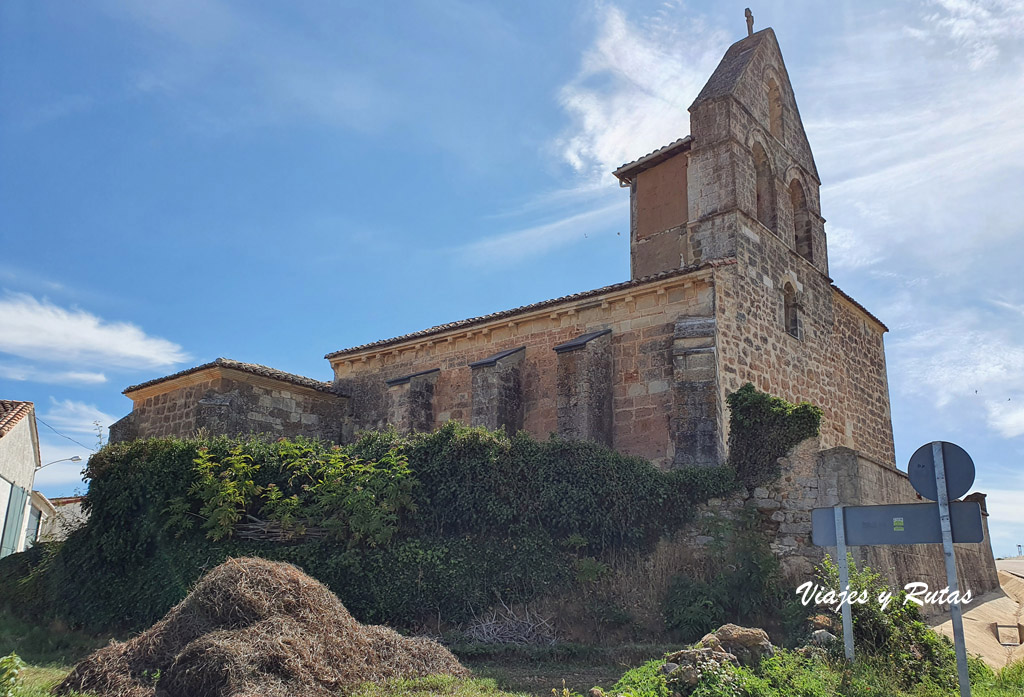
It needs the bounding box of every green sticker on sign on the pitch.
[894,517,904,532]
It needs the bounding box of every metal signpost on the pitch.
[811,441,982,697]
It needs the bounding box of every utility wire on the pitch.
[35,416,96,452]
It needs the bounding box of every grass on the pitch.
[0,609,109,667]
[4,609,1024,697]
[349,675,532,697]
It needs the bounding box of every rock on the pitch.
[697,624,775,667]
[795,645,827,660]
[663,648,739,686]
[811,629,838,646]
[809,614,835,631]
[659,663,679,676]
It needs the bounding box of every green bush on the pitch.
[2,385,818,637]
[609,659,670,697]
[1,423,736,633]
[815,554,957,691]
[664,510,802,644]
[726,383,821,485]
[0,652,25,697]
[605,649,1024,697]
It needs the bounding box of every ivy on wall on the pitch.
[726,383,822,485]
[0,384,820,636]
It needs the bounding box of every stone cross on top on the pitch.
[745,8,754,36]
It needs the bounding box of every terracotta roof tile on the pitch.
[123,358,335,395]
[0,400,34,439]
[613,137,693,182]
[326,259,736,360]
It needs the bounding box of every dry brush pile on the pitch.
[56,557,468,697]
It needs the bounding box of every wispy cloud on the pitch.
[922,0,1024,68]
[456,202,622,265]
[555,2,726,184]
[0,363,107,386]
[458,2,725,268]
[0,292,188,369]
[806,2,1024,275]
[33,399,117,490]
[891,314,1024,438]
[42,398,117,438]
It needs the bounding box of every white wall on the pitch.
[0,413,41,555]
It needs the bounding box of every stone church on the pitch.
[109,27,998,593]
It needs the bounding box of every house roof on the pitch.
[690,28,772,108]
[50,496,85,506]
[613,137,693,183]
[0,400,34,439]
[325,259,735,360]
[123,358,334,395]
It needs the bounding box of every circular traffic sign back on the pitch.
[908,441,975,502]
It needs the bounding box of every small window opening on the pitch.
[767,78,783,140]
[789,179,813,262]
[784,282,801,339]
[752,142,776,231]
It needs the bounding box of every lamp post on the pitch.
[38,456,82,470]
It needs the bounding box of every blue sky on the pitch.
[2,1,1023,556]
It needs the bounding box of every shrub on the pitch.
[2,423,736,633]
[609,659,670,697]
[0,652,25,697]
[664,509,801,644]
[813,554,958,691]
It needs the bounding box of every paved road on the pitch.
[996,557,1024,578]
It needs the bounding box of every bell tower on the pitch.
[614,26,829,280]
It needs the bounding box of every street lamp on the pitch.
[38,456,82,470]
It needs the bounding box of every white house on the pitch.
[0,400,43,557]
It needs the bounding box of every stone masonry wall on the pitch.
[713,223,896,466]
[110,371,350,443]
[332,273,716,468]
[682,438,1000,611]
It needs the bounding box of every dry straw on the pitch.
[56,557,468,697]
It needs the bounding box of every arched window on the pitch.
[767,78,783,140]
[789,179,813,262]
[783,282,800,339]
[752,142,776,231]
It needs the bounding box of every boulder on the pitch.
[811,629,838,646]
[663,648,739,686]
[697,624,774,666]
[809,614,835,631]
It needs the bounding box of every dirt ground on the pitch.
[930,568,1024,669]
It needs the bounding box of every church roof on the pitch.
[0,400,34,439]
[325,259,736,360]
[123,358,334,395]
[613,137,692,183]
[691,28,773,108]
[831,284,889,332]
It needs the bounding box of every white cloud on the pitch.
[0,292,188,369]
[986,403,1024,439]
[456,202,622,266]
[41,398,117,438]
[923,0,1024,68]
[555,3,726,183]
[892,315,1024,438]
[0,362,107,386]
